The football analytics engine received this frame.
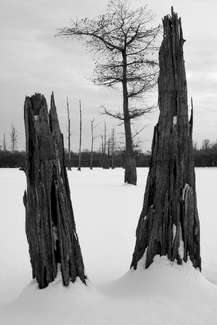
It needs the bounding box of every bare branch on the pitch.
[132,123,149,140]
[101,105,124,120]
[101,103,156,121]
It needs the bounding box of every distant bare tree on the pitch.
[78,100,82,171]
[109,127,116,169]
[10,124,18,152]
[90,119,100,170]
[100,135,104,167]
[201,139,211,150]
[103,122,110,169]
[107,127,116,169]
[66,97,72,170]
[3,133,7,151]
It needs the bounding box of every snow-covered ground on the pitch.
[0,167,217,325]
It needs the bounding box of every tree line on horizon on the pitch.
[0,138,216,168]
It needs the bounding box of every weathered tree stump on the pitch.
[131,8,201,270]
[24,92,87,288]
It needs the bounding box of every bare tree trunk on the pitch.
[122,49,137,185]
[103,122,109,169]
[124,117,137,185]
[111,127,115,169]
[101,135,104,168]
[3,133,7,151]
[90,119,99,170]
[66,97,72,170]
[23,93,87,289]
[90,119,94,170]
[78,99,82,171]
[131,8,201,270]
[107,138,111,168]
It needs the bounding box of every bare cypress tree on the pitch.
[56,0,161,185]
[23,92,86,289]
[103,122,109,169]
[10,124,19,152]
[110,127,115,169]
[131,8,201,270]
[3,133,7,151]
[77,99,82,171]
[100,135,104,167]
[90,119,99,170]
[66,97,72,170]
[90,119,95,170]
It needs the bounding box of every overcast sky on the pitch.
[1,0,216,152]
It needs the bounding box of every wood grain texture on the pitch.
[24,93,86,288]
[131,8,201,270]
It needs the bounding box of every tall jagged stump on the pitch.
[131,9,201,270]
[24,93,86,289]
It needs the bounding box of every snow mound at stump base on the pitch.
[1,255,217,325]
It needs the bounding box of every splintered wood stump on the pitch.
[131,8,201,270]
[24,92,86,288]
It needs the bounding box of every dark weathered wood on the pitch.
[131,8,201,270]
[124,106,137,185]
[24,92,87,288]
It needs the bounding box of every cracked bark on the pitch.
[24,92,87,288]
[131,8,201,270]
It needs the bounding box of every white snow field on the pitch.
[0,167,217,325]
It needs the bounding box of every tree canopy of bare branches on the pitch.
[56,0,161,185]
